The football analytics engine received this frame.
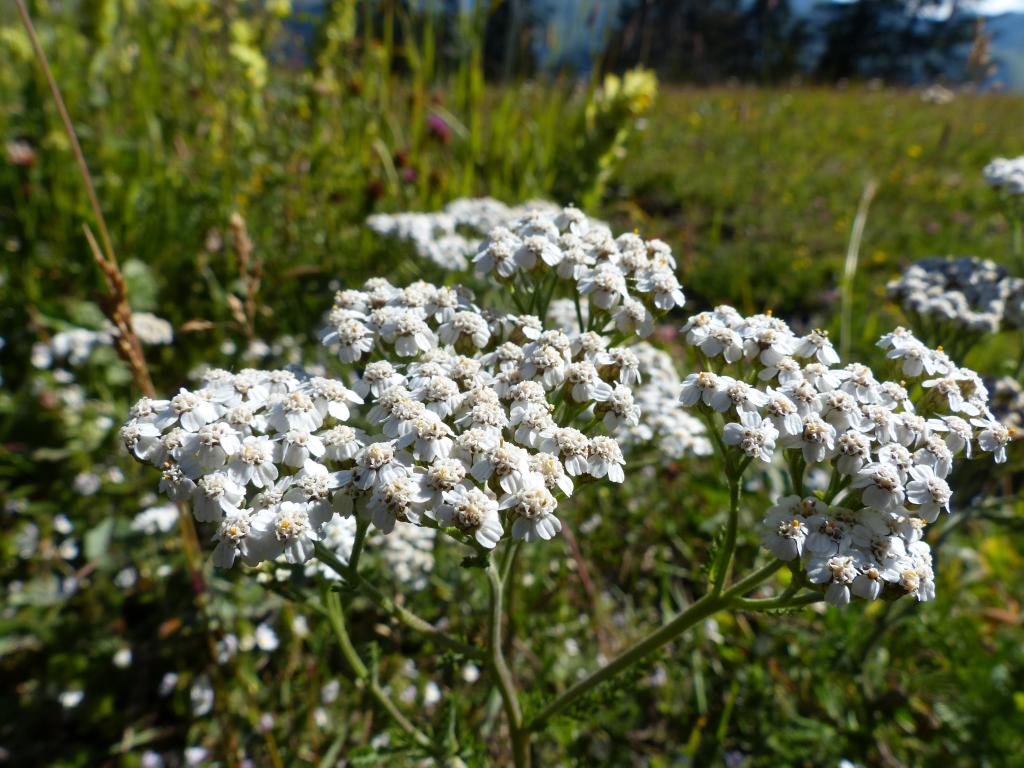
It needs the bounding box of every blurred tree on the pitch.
[815,0,977,82]
[603,0,808,84]
[742,0,810,83]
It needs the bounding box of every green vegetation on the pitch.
[2,3,1023,767]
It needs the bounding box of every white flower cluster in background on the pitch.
[131,503,180,535]
[983,156,1024,195]
[31,312,174,369]
[542,300,709,461]
[919,84,955,105]
[615,342,712,459]
[473,205,685,325]
[367,197,600,271]
[679,307,1016,606]
[121,236,676,570]
[990,376,1024,431]
[307,514,436,591]
[886,257,1024,335]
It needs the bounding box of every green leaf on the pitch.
[85,518,116,562]
[66,300,108,330]
[122,259,159,311]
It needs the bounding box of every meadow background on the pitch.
[2,1,1024,766]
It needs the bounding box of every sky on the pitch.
[829,0,1024,15]
[974,0,1024,12]
[913,0,1024,21]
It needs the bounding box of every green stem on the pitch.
[573,292,586,333]
[509,280,529,314]
[697,409,730,470]
[725,558,786,595]
[501,540,523,586]
[502,540,523,659]
[525,558,788,732]
[325,590,368,678]
[822,470,852,505]
[732,591,823,611]
[526,592,725,732]
[787,450,806,496]
[712,475,741,596]
[778,565,805,601]
[361,575,480,657]
[324,589,434,752]
[314,542,480,658]
[347,517,370,576]
[486,558,529,767]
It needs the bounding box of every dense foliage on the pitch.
[2,2,1023,767]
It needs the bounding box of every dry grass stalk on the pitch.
[16,6,240,762]
[16,0,155,398]
[83,225,156,397]
[229,211,263,345]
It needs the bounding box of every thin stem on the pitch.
[486,558,529,768]
[712,475,741,595]
[314,542,480,657]
[347,518,370,577]
[360,573,481,656]
[16,0,117,267]
[697,408,730,469]
[261,730,285,768]
[536,269,561,320]
[573,292,586,334]
[839,179,877,360]
[727,559,786,595]
[525,559,789,732]
[778,565,805,601]
[17,0,156,397]
[323,590,434,751]
[501,540,523,586]
[501,539,523,659]
[787,450,806,497]
[823,469,852,505]
[527,592,725,732]
[732,591,824,611]
[324,589,368,679]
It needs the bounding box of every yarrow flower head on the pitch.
[367,198,602,271]
[983,156,1024,196]
[886,257,1024,340]
[677,304,1016,607]
[123,215,685,578]
[31,313,173,370]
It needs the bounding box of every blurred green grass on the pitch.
[612,87,1024,322]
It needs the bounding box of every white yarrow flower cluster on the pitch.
[473,206,684,330]
[367,197,602,271]
[123,252,667,573]
[679,306,1016,606]
[983,156,1024,195]
[308,516,438,591]
[887,257,1024,335]
[31,313,174,370]
[612,342,712,459]
[990,376,1024,430]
